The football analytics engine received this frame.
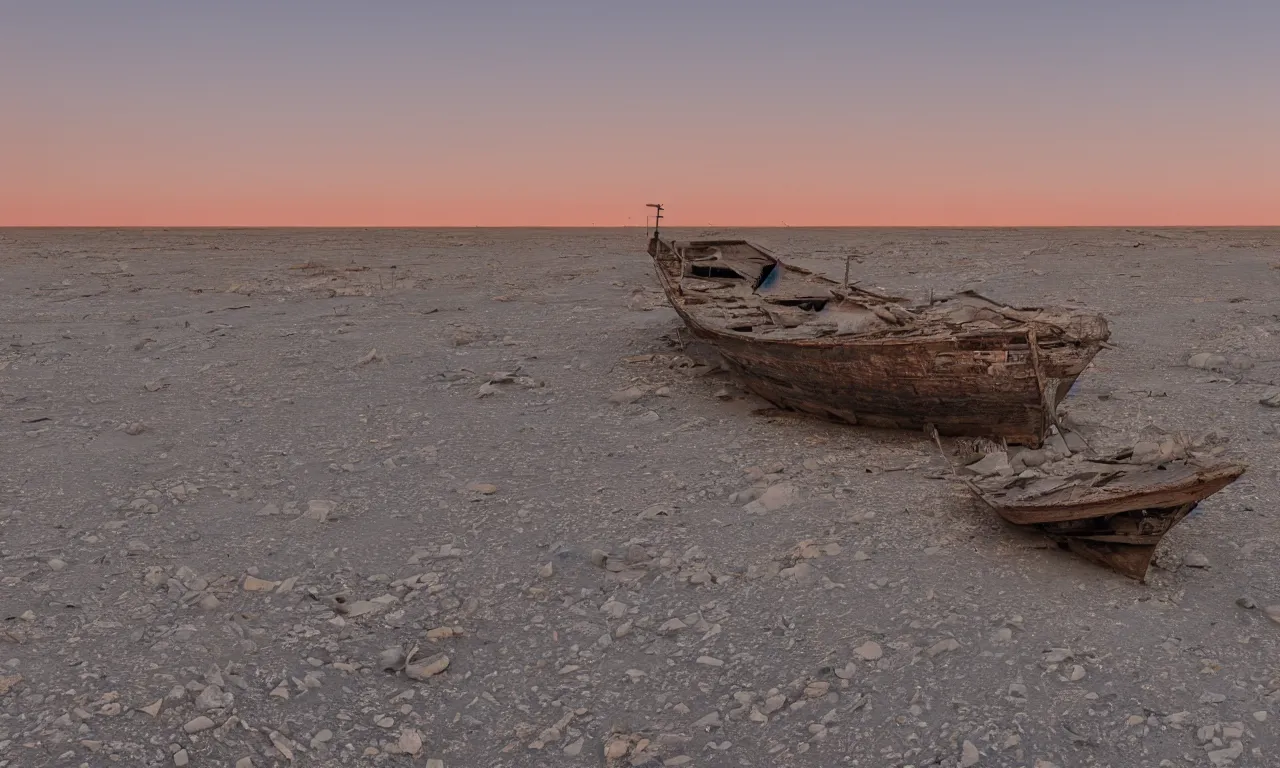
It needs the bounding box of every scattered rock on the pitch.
[744,482,797,513]
[243,575,277,591]
[779,562,815,581]
[1208,741,1244,766]
[762,694,786,714]
[344,600,384,617]
[605,737,629,759]
[1042,648,1073,664]
[195,684,231,711]
[310,729,334,749]
[1162,711,1191,728]
[1261,391,1280,408]
[398,729,424,756]
[465,482,498,494]
[379,646,406,671]
[183,716,216,734]
[658,618,686,634]
[1183,551,1210,568]
[608,387,645,405]
[631,409,660,425]
[854,641,883,661]
[303,499,336,522]
[406,653,450,680]
[960,740,980,767]
[1188,352,1228,370]
[269,731,296,762]
[803,681,830,698]
[0,674,23,697]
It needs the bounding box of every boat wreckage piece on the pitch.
[642,216,1110,446]
[958,434,1246,581]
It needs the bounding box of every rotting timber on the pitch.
[643,218,1112,447]
[962,444,1246,582]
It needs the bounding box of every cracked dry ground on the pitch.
[1,227,1279,768]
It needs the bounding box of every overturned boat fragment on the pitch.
[642,206,1111,446]
[961,438,1246,581]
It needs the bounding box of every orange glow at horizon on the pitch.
[6,136,1278,227]
[6,107,1277,227]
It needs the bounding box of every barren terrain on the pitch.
[2,227,1279,768]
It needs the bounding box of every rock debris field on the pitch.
[1,227,1279,768]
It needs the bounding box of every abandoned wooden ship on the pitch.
[962,446,1246,581]
[643,204,1111,446]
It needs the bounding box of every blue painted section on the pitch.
[756,264,781,292]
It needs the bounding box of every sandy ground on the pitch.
[1,226,1279,768]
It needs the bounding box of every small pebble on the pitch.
[854,641,883,661]
[1183,551,1210,568]
[184,716,215,733]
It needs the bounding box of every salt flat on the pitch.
[1,227,1278,767]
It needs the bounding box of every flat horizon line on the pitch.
[3,224,1279,231]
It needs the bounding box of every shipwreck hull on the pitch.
[970,461,1246,582]
[648,236,1105,447]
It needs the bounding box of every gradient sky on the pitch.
[3,1,1278,226]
